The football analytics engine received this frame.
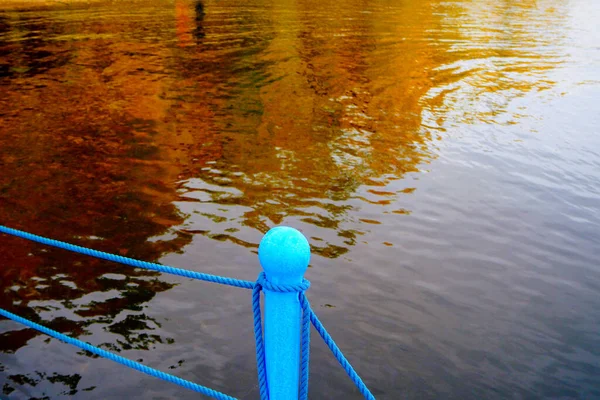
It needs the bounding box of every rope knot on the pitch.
[255,272,310,293]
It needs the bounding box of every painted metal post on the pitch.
[258,226,311,400]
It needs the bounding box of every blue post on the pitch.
[258,226,311,400]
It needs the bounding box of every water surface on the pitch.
[1,0,599,398]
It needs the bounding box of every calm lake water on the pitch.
[1,0,599,398]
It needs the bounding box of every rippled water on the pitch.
[1,0,599,398]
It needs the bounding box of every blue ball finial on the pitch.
[259,226,310,285]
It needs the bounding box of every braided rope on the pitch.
[298,293,311,400]
[252,273,311,400]
[0,225,376,399]
[255,272,310,293]
[0,225,254,289]
[252,281,270,400]
[0,308,236,400]
[308,306,376,400]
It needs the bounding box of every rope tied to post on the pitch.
[255,271,311,293]
[0,224,376,400]
[252,272,312,400]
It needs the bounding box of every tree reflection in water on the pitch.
[0,0,567,397]
[0,3,190,396]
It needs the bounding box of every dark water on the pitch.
[1,0,599,398]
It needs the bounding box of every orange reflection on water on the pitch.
[0,0,566,267]
[0,0,567,285]
[0,0,568,393]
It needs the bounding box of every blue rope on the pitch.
[0,225,376,399]
[252,272,311,400]
[0,225,254,289]
[306,303,376,400]
[252,274,374,399]
[252,277,270,400]
[0,308,237,400]
[255,272,310,293]
[298,292,311,400]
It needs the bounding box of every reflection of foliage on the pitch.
[0,0,566,397]
[165,0,439,257]
[0,4,191,398]
[168,0,563,260]
[0,260,177,350]
[1,371,95,397]
[75,276,175,318]
[106,313,171,351]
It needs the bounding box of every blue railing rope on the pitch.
[256,271,311,293]
[0,225,376,400]
[298,292,311,400]
[303,296,376,400]
[252,272,312,400]
[252,282,270,400]
[0,308,237,400]
[0,225,254,289]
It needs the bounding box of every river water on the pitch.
[1,0,599,398]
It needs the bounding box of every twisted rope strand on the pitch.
[256,272,310,293]
[298,293,311,400]
[1,225,376,399]
[0,225,254,289]
[308,307,376,400]
[252,282,270,400]
[0,308,237,400]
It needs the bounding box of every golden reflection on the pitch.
[171,0,445,256]
[0,1,188,381]
[166,0,566,257]
[0,0,567,393]
[422,0,566,126]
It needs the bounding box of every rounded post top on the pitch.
[259,226,310,285]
